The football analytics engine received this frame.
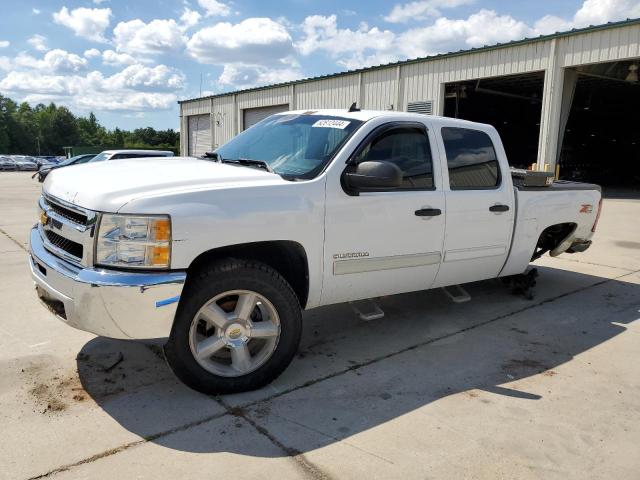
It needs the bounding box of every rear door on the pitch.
[188,114,212,157]
[433,125,514,288]
[321,121,446,305]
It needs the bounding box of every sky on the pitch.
[0,0,639,131]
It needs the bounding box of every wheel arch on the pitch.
[186,240,310,308]
[531,222,577,260]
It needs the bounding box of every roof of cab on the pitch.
[275,109,493,129]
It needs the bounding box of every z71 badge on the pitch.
[580,204,594,213]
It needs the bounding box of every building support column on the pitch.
[556,68,578,169]
[179,113,187,156]
[394,66,402,111]
[537,38,570,171]
[233,93,239,135]
[289,84,296,110]
[209,98,215,152]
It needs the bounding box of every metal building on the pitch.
[179,18,640,185]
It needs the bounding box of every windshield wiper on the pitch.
[222,158,274,174]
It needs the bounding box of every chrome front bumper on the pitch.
[28,226,187,339]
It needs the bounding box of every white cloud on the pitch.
[102,49,137,66]
[180,7,201,30]
[0,41,9,48]
[218,64,302,89]
[296,15,395,57]
[534,0,640,34]
[11,49,88,74]
[384,0,475,23]
[197,0,231,17]
[93,0,109,3]
[113,18,187,55]
[53,6,112,43]
[296,10,534,68]
[400,9,533,56]
[187,18,293,65]
[84,48,101,58]
[314,0,640,71]
[0,57,11,71]
[28,34,48,52]
[104,64,185,90]
[32,8,40,14]
[0,62,183,112]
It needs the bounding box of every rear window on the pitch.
[442,127,500,189]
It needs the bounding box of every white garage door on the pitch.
[243,104,289,130]
[188,114,212,157]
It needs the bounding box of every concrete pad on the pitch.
[244,272,640,479]
[0,172,42,247]
[1,171,639,479]
[221,257,631,407]
[573,196,640,271]
[48,414,307,480]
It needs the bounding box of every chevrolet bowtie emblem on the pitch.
[40,211,48,226]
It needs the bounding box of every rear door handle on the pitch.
[415,208,442,217]
[489,204,510,212]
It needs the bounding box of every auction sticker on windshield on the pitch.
[312,119,351,129]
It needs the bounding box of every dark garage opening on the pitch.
[559,61,640,188]
[444,72,545,169]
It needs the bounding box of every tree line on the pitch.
[0,94,179,155]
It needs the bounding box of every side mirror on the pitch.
[343,161,403,191]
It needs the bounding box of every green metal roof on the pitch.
[178,17,640,104]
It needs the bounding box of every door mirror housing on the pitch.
[343,161,403,192]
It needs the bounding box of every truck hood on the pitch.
[44,157,287,212]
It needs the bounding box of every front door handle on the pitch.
[489,204,510,212]
[415,208,442,217]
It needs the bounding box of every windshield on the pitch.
[215,114,363,179]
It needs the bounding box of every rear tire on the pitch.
[164,259,302,394]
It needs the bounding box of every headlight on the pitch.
[96,214,171,269]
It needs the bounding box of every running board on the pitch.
[350,299,385,321]
[441,285,471,303]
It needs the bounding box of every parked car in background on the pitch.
[33,156,60,168]
[14,158,38,171]
[34,154,96,182]
[0,156,17,171]
[89,150,174,162]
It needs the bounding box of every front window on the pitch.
[215,114,363,179]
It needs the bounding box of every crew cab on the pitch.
[28,110,601,394]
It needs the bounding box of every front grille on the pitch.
[45,230,83,259]
[46,199,88,225]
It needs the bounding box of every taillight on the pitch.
[592,198,603,232]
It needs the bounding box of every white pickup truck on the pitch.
[29,110,602,393]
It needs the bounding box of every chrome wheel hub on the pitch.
[188,290,281,377]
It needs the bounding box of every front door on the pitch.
[433,125,515,288]
[321,121,446,305]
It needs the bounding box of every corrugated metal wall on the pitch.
[296,75,360,109]
[180,22,640,154]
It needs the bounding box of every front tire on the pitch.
[164,259,302,394]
